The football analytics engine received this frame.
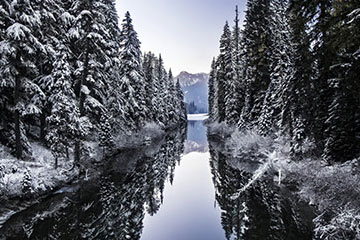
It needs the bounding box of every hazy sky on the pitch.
[115,0,247,75]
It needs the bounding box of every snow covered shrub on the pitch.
[0,164,4,179]
[207,121,233,138]
[22,169,33,197]
[314,208,360,240]
[283,159,360,239]
[142,122,164,140]
[292,160,360,211]
[225,129,291,161]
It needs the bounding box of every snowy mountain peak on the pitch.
[176,71,209,113]
[176,71,209,88]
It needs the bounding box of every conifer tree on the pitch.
[217,22,233,122]
[167,69,179,125]
[0,0,46,159]
[175,79,187,122]
[119,12,148,130]
[259,0,295,136]
[99,113,114,155]
[306,0,333,149]
[46,43,90,168]
[323,1,360,162]
[142,52,156,122]
[208,58,217,121]
[33,0,66,143]
[153,55,169,127]
[241,0,271,126]
[226,6,244,125]
[69,0,114,163]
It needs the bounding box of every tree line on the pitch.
[0,0,186,166]
[209,0,360,163]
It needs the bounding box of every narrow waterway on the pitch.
[0,118,314,239]
[141,119,225,240]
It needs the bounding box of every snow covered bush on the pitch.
[282,158,360,239]
[314,208,360,240]
[22,169,33,197]
[142,122,164,140]
[207,121,233,138]
[225,129,292,163]
[288,159,360,211]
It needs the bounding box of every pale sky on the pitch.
[115,0,247,75]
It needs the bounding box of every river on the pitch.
[0,118,314,239]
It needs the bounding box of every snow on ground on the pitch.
[0,143,78,199]
[187,113,209,121]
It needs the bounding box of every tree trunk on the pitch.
[66,146,69,160]
[55,156,58,169]
[74,38,90,165]
[74,140,81,166]
[14,69,22,159]
[15,111,22,159]
[40,110,46,142]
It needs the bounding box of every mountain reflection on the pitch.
[184,120,208,153]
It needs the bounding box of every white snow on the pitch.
[0,142,78,199]
[187,113,208,121]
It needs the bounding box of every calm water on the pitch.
[0,120,313,239]
[141,120,224,240]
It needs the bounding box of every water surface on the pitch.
[0,120,313,239]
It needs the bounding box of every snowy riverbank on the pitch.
[207,122,360,239]
[0,122,176,201]
[0,143,79,200]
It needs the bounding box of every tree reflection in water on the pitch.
[208,138,313,240]
[0,129,186,240]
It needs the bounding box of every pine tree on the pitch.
[142,52,156,122]
[99,113,114,155]
[259,0,295,136]
[153,55,169,127]
[166,69,179,126]
[287,0,314,156]
[241,0,271,127]
[217,22,233,123]
[307,0,334,150]
[32,0,66,143]
[119,12,148,130]
[46,43,91,168]
[323,1,360,163]
[226,6,244,125]
[175,79,187,122]
[0,0,46,159]
[208,58,217,120]
[69,0,114,163]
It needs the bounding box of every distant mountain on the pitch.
[176,71,209,114]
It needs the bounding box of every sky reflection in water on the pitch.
[141,120,225,240]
